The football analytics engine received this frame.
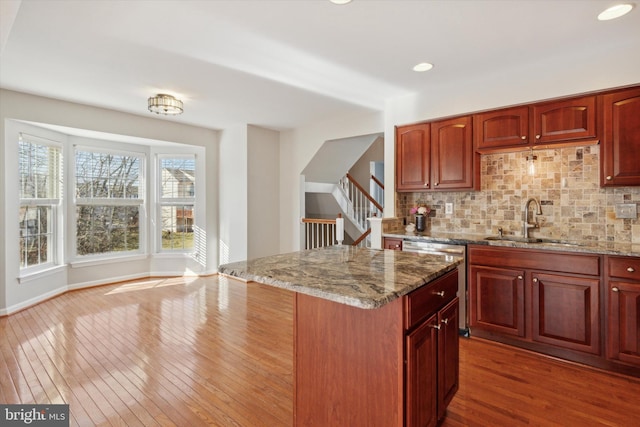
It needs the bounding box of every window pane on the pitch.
[161,205,194,250]
[19,139,61,199]
[76,205,140,255]
[161,157,195,198]
[19,206,52,268]
[75,151,140,199]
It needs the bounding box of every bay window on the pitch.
[158,156,196,252]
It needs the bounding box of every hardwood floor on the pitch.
[2,275,639,426]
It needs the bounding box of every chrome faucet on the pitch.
[523,198,543,239]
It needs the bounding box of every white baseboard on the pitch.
[0,285,68,316]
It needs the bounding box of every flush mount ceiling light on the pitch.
[413,62,434,72]
[330,0,352,4]
[148,94,183,115]
[598,3,634,20]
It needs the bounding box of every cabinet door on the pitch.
[601,86,640,186]
[532,95,598,145]
[469,265,525,337]
[396,123,431,191]
[438,298,459,421]
[607,280,640,367]
[384,238,403,250]
[531,272,600,354]
[406,313,438,427]
[473,106,529,150]
[431,116,476,190]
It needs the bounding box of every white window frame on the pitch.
[157,154,196,253]
[18,133,63,274]
[72,145,146,260]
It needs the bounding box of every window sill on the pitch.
[70,254,148,268]
[18,265,66,284]
[152,252,196,259]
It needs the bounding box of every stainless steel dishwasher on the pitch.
[402,240,468,334]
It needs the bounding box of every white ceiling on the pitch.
[1,0,639,132]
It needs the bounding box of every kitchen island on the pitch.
[219,245,463,427]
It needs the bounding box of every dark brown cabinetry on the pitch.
[295,269,459,426]
[469,245,603,363]
[606,256,640,368]
[474,106,529,150]
[384,237,403,250]
[469,265,525,337]
[396,117,477,192]
[396,123,431,191]
[431,116,476,190]
[474,95,598,152]
[601,87,640,187]
[405,270,459,427]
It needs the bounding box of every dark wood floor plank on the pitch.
[2,274,639,426]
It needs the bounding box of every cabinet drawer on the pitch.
[468,245,601,276]
[608,256,640,281]
[405,269,458,330]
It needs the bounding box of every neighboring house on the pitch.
[161,167,195,232]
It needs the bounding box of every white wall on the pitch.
[1,89,219,314]
[279,111,385,252]
[218,125,248,264]
[248,125,280,259]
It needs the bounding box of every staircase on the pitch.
[304,173,383,248]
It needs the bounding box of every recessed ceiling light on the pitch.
[413,62,434,72]
[330,0,352,4]
[597,3,634,20]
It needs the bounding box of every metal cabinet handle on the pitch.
[441,318,449,325]
[536,134,541,140]
[533,277,539,283]
[434,182,439,186]
[628,267,635,273]
[434,290,445,297]
[429,324,441,330]
[606,176,612,181]
[424,182,429,187]
[612,287,620,292]
[517,275,523,280]
[521,136,526,140]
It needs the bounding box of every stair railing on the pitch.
[370,174,385,208]
[338,173,383,232]
[301,214,344,249]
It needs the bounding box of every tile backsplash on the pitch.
[396,144,640,243]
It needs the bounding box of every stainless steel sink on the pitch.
[484,236,583,247]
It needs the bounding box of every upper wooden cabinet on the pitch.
[601,86,640,187]
[474,106,529,150]
[396,117,478,192]
[474,95,598,152]
[396,123,431,191]
[532,95,598,145]
[431,116,477,190]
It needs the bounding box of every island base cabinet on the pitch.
[294,270,459,426]
[405,298,460,427]
[607,281,640,367]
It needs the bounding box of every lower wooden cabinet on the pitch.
[468,245,604,364]
[469,265,525,337]
[406,297,459,427]
[606,256,640,368]
[294,270,460,426]
[531,272,600,354]
[384,237,403,250]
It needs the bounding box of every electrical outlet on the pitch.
[445,203,453,215]
[615,203,637,219]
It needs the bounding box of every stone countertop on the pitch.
[383,230,640,257]
[218,245,462,310]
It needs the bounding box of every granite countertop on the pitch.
[383,230,640,257]
[218,245,462,309]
